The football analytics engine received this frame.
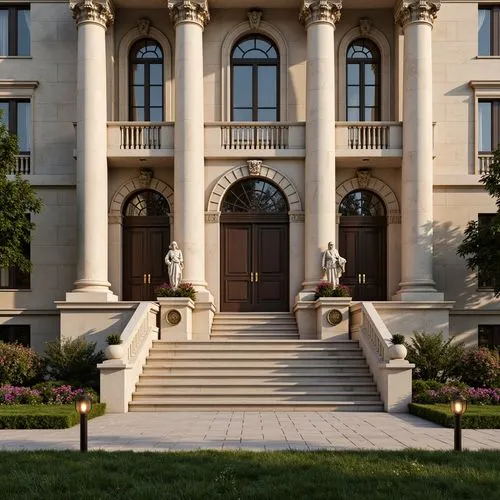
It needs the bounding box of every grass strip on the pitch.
[0,404,106,429]
[409,403,500,428]
[0,450,499,500]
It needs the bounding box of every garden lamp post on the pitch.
[75,395,92,452]
[451,396,467,452]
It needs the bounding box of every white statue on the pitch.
[321,242,346,287]
[165,241,184,288]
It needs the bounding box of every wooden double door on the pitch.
[221,216,289,312]
[338,216,386,301]
[123,217,170,301]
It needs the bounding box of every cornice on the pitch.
[394,0,440,28]
[299,0,342,29]
[167,0,210,29]
[69,0,114,28]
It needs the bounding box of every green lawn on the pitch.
[409,403,500,428]
[0,450,499,499]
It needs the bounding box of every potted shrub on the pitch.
[389,334,407,360]
[155,282,196,301]
[105,334,123,360]
[314,282,351,300]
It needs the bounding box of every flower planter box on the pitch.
[314,297,352,340]
[157,297,195,341]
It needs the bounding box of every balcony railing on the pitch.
[220,122,289,149]
[9,154,31,175]
[107,122,174,155]
[336,122,403,152]
[478,154,494,174]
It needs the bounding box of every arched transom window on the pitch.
[231,35,279,122]
[129,39,164,121]
[123,190,170,216]
[339,190,386,217]
[222,179,288,213]
[346,39,380,121]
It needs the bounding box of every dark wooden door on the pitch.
[221,217,288,312]
[123,217,170,301]
[339,216,386,301]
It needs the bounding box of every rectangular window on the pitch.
[0,99,31,153]
[478,324,500,348]
[0,325,31,347]
[0,215,31,289]
[478,214,496,289]
[0,6,30,57]
[478,100,500,153]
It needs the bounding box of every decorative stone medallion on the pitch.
[326,309,343,326]
[166,309,182,326]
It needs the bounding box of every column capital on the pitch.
[69,0,114,28]
[168,0,210,29]
[395,0,440,28]
[300,0,342,28]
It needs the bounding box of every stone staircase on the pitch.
[129,322,383,411]
[210,312,299,340]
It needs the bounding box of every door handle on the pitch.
[250,272,254,282]
[143,273,147,284]
[148,273,151,284]
[363,273,366,284]
[357,273,361,284]
[255,272,259,282]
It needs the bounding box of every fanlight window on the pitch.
[339,190,385,216]
[231,35,279,122]
[222,179,288,213]
[129,38,164,121]
[123,190,170,216]
[346,38,381,121]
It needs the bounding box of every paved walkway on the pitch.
[1,412,499,452]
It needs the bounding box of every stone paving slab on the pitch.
[1,412,499,452]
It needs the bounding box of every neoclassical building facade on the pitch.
[1,0,500,350]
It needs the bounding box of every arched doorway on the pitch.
[220,178,289,312]
[122,190,170,300]
[338,189,386,300]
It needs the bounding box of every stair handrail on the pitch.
[350,302,414,412]
[98,301,159,412]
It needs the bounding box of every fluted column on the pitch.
[68,0,116,301]
[168,0,209,290]
[394,0,443,301]
[300,1,341,289]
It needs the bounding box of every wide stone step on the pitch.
[211,324,298,332]
[148,349,363,359]
[128,400,385,412]
[137,374,376,384]
[210,334,300,340]
[145,357,367,367]
[141,365,371,376]
[152,340,359,350]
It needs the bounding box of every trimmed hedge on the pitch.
[409,403,500,429]
[0,403,106,429]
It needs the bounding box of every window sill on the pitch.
[0,56,32,60]
[475,56,500,60]
[0,289,32,292]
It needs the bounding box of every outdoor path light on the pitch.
[451,396,467,452]
[75,395,92,452]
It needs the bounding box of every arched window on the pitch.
[346,39,380,121]
[129,39,164,121]
[123,190,170,216]
[222,179,288,213]
[231,35,279,121]
[339,190,386,216]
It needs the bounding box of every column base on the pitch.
[393,282,444,302]
[67,279,118,302]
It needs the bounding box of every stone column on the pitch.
[299,1,341,292]
[68,0,116,301]
[168,0,209,290]
[394,0,443,301]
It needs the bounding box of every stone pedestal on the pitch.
[315,297,351,340]
[158,297,194,341]
[192,289,215,341]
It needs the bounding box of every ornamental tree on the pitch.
[0,112,42,273]
[457,149,500,297]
